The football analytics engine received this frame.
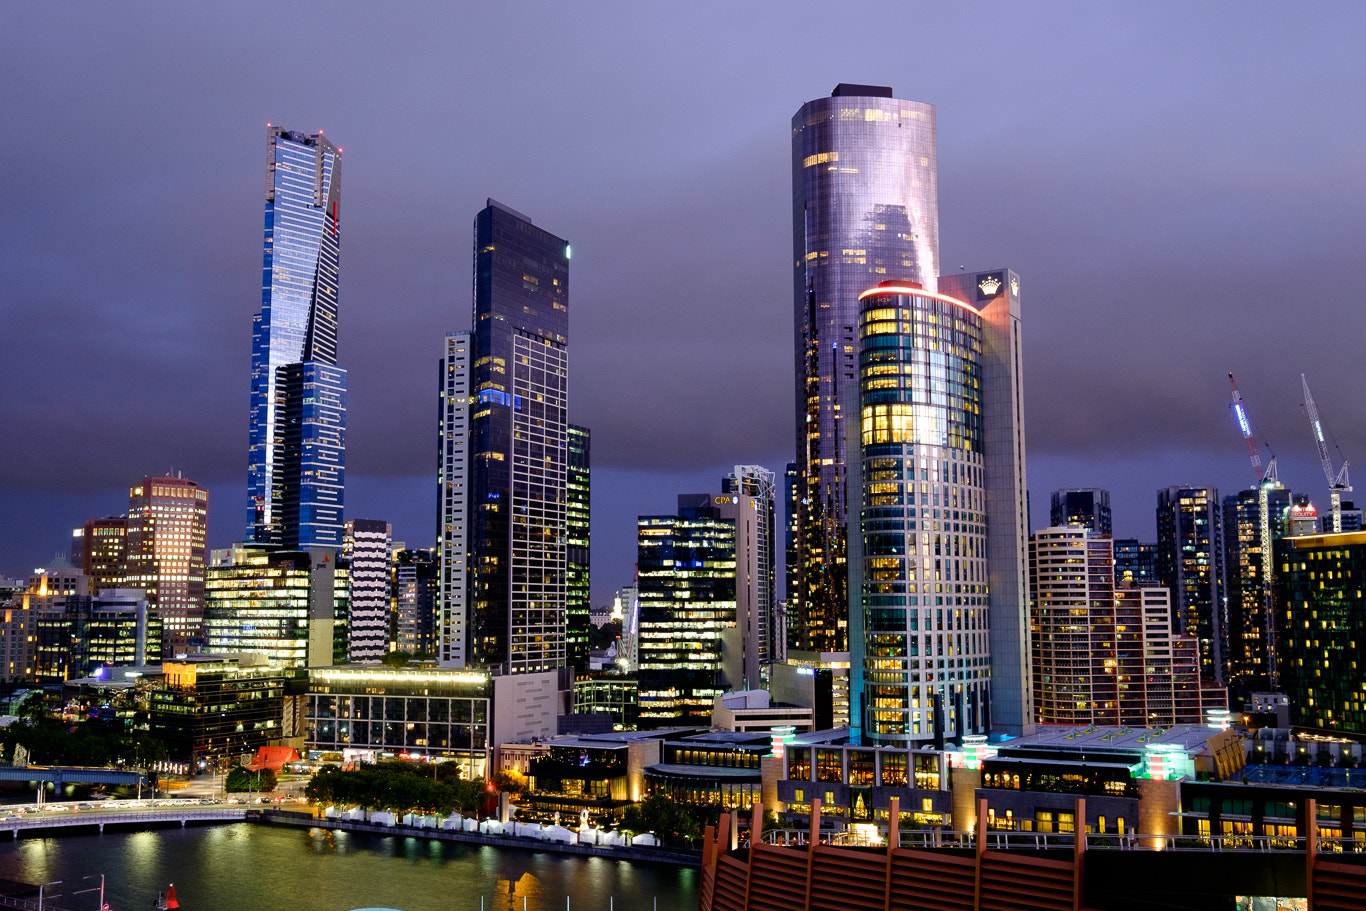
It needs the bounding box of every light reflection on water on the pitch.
[0,825,698,911]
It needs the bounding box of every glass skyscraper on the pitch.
[467,200,570,674]
[566,424,591,672]
[247,126,346,550]
[792,84,939,654]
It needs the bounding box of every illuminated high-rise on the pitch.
[848,271,1031,745]
[792,84,939,654]
[1156,486,1227,685]
[566,424,591,672]
[466,200,570,674]
[126,476,208,657]
[246,126,346,550]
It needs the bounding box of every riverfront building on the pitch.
[247,126,346,551]
[457,200,572,675]
[848,272,1030,746]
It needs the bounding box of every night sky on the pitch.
[3,3,1364,610]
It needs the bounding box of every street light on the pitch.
[37,879,62,911]
[72,874,107,910]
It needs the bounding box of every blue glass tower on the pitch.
[247,127,346,550]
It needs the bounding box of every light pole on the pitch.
[37,879,62,911]
[72,874,106,910]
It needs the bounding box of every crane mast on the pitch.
[1301,374,1352,533]
[1228,373,1278,689]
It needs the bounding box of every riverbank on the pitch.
[255,809,704,867]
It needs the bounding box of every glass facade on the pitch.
[566,424,591,671]
[247,127,346,550]
[307,667,491,777]
[853,285,990,745]
[437,331,472,667]
[792,85,939,654]
[468,201,570,673]
[1223,485,1290,692]
[636,497,737,725]
[1157,486,1227,684]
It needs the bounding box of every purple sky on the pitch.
[3,3,1365,609]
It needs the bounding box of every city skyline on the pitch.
[3,5,1366,612]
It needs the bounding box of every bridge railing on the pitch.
[761,827,1337,854]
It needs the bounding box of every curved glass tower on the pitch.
[247,126,346,550]
[792,85,939,653]
[852,282,990,744]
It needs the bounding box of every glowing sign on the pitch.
[1233,403,1252,437]
[962,734,992,770]
[977,276,1001,296]
[1010,277,1019,296]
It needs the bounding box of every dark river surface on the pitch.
[0,824,700,911]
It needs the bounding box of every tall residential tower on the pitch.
[792,84,939,654]
[247,126,346,551]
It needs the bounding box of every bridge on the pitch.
[0,806,246,838]
[0,765,149,789]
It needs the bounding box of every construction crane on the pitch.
[1301,374,1352,533]
[1228,373,1279,689]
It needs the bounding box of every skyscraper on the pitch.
[1156,486,1227,685]
[126,476,208,657]
[792,84,939,654]
[637,492,766,725]
[1222,484,1290,692]
[437,331,472,667]
[847,272,1031,745]
[343,519,391,663]
[1049,488,1112,536]
[247,126,346,551]
[723,465,777,678]
[467,200,570,674]
[566,424,591,672]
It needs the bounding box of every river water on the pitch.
[0,824,699,911]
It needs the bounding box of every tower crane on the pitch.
[1228,373,1279,689]
[1301,374,1352,533]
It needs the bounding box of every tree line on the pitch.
[304,760,492,816]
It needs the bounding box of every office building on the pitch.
[1029,527,1224,727]
[32,589,150,682]
[71,517,128,592]
[343,519,390,663]
[392,548,438,656]
[791,84,939,656]
[437,330,472,667]
[1222,484,1290,692]
[1275,531,1366,736]
[1048,488,1111,536]
[567,424,591,671]
[247,126,346,550]
[1113,539,1158,586]
[148,655,308,766]
[126,476,208,657]
[637,492,767,725]
[203,546,346,667]
[466,200,570,674]
[847,272,1030,745]
[722,465,778,676]
[1156,486,1227,685]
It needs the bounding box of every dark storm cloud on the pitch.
[3,2,1366,601]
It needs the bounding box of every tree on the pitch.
[380,651,412,668]
[225,766,276,793]
[492,768,526,797]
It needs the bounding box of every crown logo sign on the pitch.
[978,275,1002,296]
[1010,278,1019,296]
